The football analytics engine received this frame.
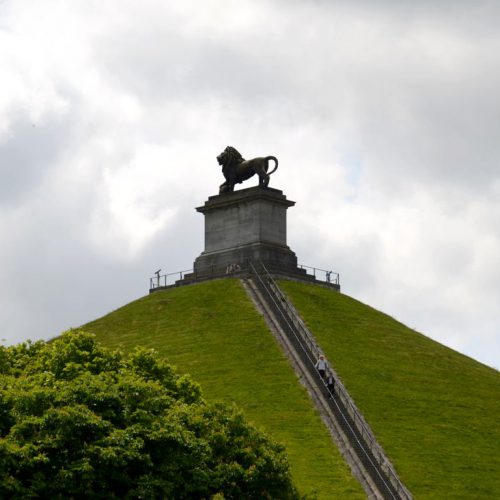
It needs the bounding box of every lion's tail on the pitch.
[266,156,278,175]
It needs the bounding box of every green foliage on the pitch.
[279,280,500,500]
[84,279,366,499]
[0,330,298,499]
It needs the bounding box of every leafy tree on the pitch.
[0,331,298,499]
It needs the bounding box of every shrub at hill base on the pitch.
[0,330,298,499]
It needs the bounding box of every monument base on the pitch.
[194,241,300,275]
[151,185,339,292]
[193,186,305,276]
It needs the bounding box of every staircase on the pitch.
[243,261,412,500]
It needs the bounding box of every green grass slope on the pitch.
[83,279,365,500]
[280,280,500,500]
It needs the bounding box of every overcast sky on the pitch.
[1,0,499,369]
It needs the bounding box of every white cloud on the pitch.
[0,0,499,368]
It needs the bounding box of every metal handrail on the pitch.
[149,269,193,289]
[149,263,253,290]
[251,261,412,500]
[298,264,340,285]
[149,261,340,290]
[249,262,397,498]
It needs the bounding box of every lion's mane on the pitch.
[220,146,245,173]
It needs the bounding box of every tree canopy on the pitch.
[0,330,298,499]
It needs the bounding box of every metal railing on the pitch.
[149,261,340,291]
[149,269,193,290]
[149,263,249,291]
[250,261,412,500]
[298,264,340,285]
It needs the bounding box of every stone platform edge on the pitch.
[149,266,340,294]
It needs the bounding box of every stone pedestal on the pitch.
[193,186,300,275]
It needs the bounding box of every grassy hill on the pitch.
[83,279,365,500]
[279,280,500,500]
[83,277,500,499]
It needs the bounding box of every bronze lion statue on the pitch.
[217,146,278,194]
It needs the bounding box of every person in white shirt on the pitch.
[314,354,328,380]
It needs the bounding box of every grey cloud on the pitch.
[96,33,300,112]
[0,188,202,345]
[0,111,75,205]
[1,0,499,370]
[354,67,500,193]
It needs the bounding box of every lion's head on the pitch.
[216,146,245,168]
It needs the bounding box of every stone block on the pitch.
[193,186,300,274]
